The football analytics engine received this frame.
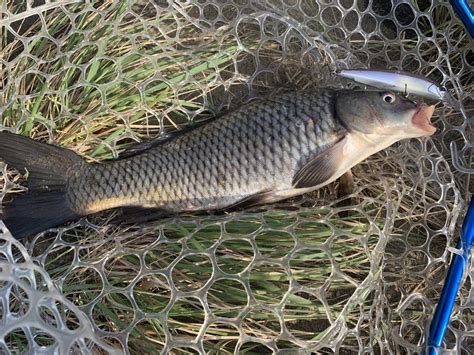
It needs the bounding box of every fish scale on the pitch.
[67,89,341,214]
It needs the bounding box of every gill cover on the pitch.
[335,90,418,135]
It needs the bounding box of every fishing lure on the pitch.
[336,69,449,102]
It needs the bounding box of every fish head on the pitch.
[335,90,436,138]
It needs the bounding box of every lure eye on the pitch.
[383,93,396,104]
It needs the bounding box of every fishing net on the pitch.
[0,0,472,353]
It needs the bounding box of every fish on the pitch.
[0,88,436,239]
[336,69,449,102]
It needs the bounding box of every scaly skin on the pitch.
[67,89,345,214]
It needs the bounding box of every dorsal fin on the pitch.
[118,118,213,159]
[117,97,275,159]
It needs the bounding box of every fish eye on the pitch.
[382,93,396,104]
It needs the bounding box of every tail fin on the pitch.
[0,131,84,238]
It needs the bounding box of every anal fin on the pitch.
[113,206,172,225]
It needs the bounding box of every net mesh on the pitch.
[0,0,473,353]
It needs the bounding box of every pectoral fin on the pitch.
[292,136,347,189]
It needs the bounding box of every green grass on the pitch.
[2,1,244,161]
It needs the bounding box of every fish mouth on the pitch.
[412,104,436,136]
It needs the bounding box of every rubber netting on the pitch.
[0,0,473,353]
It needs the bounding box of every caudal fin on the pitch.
[0,131,84,238]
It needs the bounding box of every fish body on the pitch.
[70,90,341,215]
[337,69,448,102]
[0,89,436,238]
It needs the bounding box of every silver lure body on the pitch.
[337,69,448,102]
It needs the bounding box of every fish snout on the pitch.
[412,103,436,136]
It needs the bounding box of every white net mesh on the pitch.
[1,0,473,353]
